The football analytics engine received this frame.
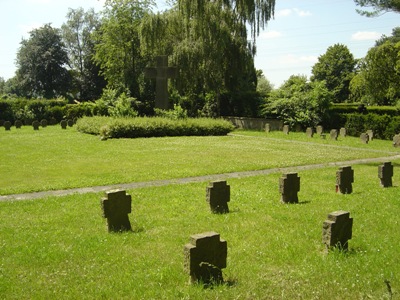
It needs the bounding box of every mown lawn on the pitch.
[0,126,398,195]
[1,163,399,299]
[1,126,399,299]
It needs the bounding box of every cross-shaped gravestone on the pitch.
[4,121,11,131]
[322,210,353,251]
[206,181,230,214]
[282,125,289,135]
[32,120,39,130]
[360,132,369,144]
[100,190,132,232]
[336,166,354,194]
[393,134,400,147]
[15,120,22,129]
[265,123,270,133]
[316,125,323,135]
[366,129,374,140]
[184,232,227,284]
[145,55,177,110]
[60,120,67,129]
[279,173,300,203]
[378,162,393,188]
[330,129,338,140]
[306,127,314,138]
[340,127,346,138]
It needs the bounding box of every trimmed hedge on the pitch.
[344,113,400,140]
[76,116,235,139]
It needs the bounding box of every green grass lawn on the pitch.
[1,126,399,299]
[1,163,399,299]
[0,126,398,195]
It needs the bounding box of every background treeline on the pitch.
[0,0,399,138]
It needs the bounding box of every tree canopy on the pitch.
[354,0,400,16]
[311,44,356,102]
[16,24,71,98]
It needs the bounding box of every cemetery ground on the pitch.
[1,127,400,298]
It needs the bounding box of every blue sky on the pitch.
[0,0,398,88]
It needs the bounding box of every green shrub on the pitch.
[344,113,396,139]
[76,116,234,139]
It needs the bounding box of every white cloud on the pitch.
[276,8,292,17]
[351,31,381,41]
[276,8,312,18]
[260,30,283,39]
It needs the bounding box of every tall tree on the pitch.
[354,0,400,16]
[94,0,154,98]
[62,7,105,100]
[351,41,400,105]
[141,0,275,116]
[16,24,70,98]
[311,44,356,103]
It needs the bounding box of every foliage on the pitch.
[351,41,400,105]
[354,0,400,16]
[61,7,106,100]
[344,113,400,139]
[155,104,188,120]
[261,75,332,128]
[15,24,71,99]
[76,116,234,138]
[140,1,275,117]
[93,0,154,101]
[311,44,356,102]
[256,70,274,97]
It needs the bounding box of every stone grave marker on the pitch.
[279,173,300,204]
[330,129,338,140]
[316,125,323,135]
[306,127,314,138]
[336,166,354,194]
[378,162,393,188]
[366,129,374,140]
[60,120,67,129]
[322,210,353,251]
[4,121,11,131]
[184,231,227,284]
[360,132,369,144]
[339,127,346,137]
[206,181,230,214]
[67,119,74,127]
[265,123,270,133]
[393,134,400,147]
[40,119,48,127]
[15,120,22,129]
[32,120,40,130]
[145,55,177,110]
[100,190,132,232]
[282,125,289,135]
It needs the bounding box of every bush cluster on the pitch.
[344,113,400,140]
[76,116,235,139]
[329,103,399,116]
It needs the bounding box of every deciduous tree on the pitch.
[16,24,71,98]
[311,44,356,103]
[354,0,400,16]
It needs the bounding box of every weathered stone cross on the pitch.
[145,55,177,110]
[101,190,132,232]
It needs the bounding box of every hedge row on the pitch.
[0,99,95,124]
[329,104,399,116]
[76,116,235,139]
[343,114,400,140]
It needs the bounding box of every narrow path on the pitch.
[1,154,400,202]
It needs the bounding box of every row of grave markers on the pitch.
[101,161,394,284]
[2,119,76,130]
[266,124,400,147]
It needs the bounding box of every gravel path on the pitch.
[1,154,400,202]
